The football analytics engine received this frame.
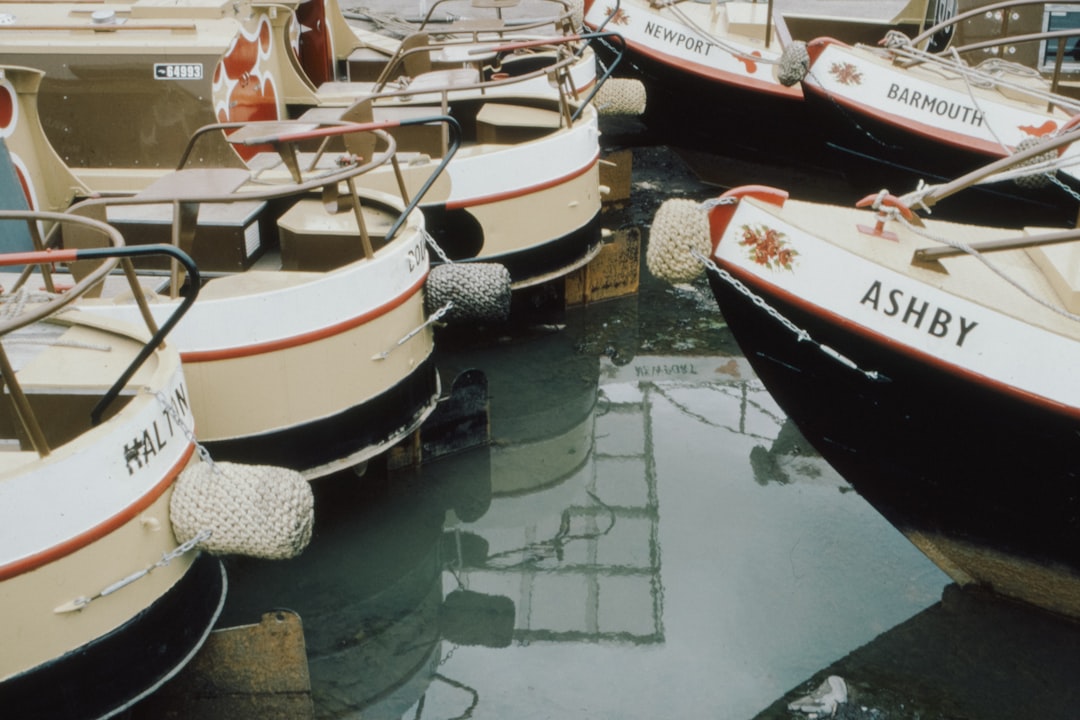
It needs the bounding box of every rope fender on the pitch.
[646,197,711,284]
[426,262,512,324]
[778,41,810,87]
[595,78,648,116]
[170,461,314,560]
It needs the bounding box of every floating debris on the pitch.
[788,675,848,718]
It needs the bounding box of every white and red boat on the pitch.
[1,63,447,480]
[796,0,1080,225]
[0,198,226,717]
[581,0,942,160]
[0,0,608,292]
[648,132,1080,619]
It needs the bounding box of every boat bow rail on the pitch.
[0,209,200,441]
[59,116,458,299]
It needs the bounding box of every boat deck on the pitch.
[753,195,1080,340]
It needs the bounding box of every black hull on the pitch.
[204,354,438,474]
[1,553,226,719]
[802,88,1080,228]
[429,207,605,288]
[592,36,828,168]
[706,268,1080,601]
[490,214,604,288]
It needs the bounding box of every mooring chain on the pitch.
[1048,169,1080,205]
[372,301,454,360]
[54,529,212,614]
[690,248,887,382]
[154,389,216,470]
[423,227,453,264]
[803,61,901,152]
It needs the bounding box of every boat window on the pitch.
[1040,4,1080,72]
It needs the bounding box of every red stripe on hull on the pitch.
[182,272,428,363]
[0,443,197,581]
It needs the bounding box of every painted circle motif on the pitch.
[213,15,280,160]
[0,80,16,137]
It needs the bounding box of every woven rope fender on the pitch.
[1012,136,1057,189]
[595,78,647,116]
[778,41,809,87]
[426,262,512,324]
[647,198,710,284]
[170,461,314,560]
[570,0,584,29]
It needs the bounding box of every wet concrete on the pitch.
[755,583,1080,720]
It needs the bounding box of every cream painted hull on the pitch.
[0,313,225,717]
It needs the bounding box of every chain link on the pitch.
[1049,171,1080,205]
[691,249,886,382]
[372,302,453,360]
[54,529,212,613]
[155,389,215,468]
[423,228,453,264]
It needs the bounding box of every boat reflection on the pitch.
[218,287,947,719]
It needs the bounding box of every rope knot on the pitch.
[882,30,912,51]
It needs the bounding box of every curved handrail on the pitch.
[370,30,587,94]
[480,31,629,122]
[179,115,461,241]
[415,0,576,34]
[910,0,1080,50]
[59,115,462,303]
[0,211,121,334]
[174,120,399,192]
[0,209,202,443]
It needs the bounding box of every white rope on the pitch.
[663,3,781,66]
[948,46,1011,154]
[886,208,1080,324]
[0,286,59,317]
[877,32,1080,115]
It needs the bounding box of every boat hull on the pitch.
[801,86,1080,226]
[1,552,225,719]
[0,309,227,717]
[801,39,1080,226]
[707,263,1080,618]
[80,220,438,480]
[200,353,438,474]
[584,0,814,163]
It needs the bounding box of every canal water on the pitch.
[188,1,1080,717]
[215,140,960,718]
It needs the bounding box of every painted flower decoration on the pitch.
[606,6,630,25]
[829,62,862,86]
[739,224,798,270]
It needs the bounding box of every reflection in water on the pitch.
[219,288,949,719]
